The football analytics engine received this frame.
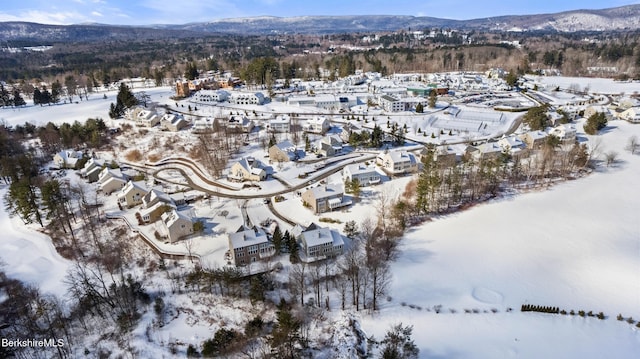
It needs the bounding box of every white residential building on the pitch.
[135,109,160,127]
[269,115,291,133]
[550,124,577,142]
[376,151,418,175]
[192,118,216,133]
[230,92,265,105]
[498,136,526,155]
[161,210,193,243]
[378,95,406,112]
[619,107,640,123]
[193,89,230,103]
[343,164,381,186]
[304,116,331,134]
[53,149,83,169]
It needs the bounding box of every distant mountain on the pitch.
[0,22,200,42]
[1,5,639,42]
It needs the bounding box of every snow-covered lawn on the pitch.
[0,187,72,298]
[360,120,640,358]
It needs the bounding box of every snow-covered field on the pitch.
[0,188,72,298]
[1,77,639,357]
[360,120,640,358]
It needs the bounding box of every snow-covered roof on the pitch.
[344,163,378,176]
[119,180,148,196]
[305,184,343,200]
[143,189,173,208]
[384,151,417,164]
[275,140,296,151]
[300,224,344,248]
[161,209,191,229]
[229,226,269,249]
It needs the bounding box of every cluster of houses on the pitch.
[227,222,344,266]
[73,156,197,243]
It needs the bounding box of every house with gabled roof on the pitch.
[80,158,104,182]
[227,115,254,133]
[135,109,160,127]
[269,140,300,162]
[269,115,291,133]
[228,225,274,266]
[161,209,193,243]
[584,105,613,122]
[343,164,381,186]
[340,122,369,143]
[53,149,83,169]
[296,223,344,261]
[160,113,189,132]
[192,117,216,133]
[230,92,265,105]
[117,181,149,208]
[301,184,350,213]
[519,130,548,149]
[473,142,504,161]
[620,107,640,124]
[98,167,127,194]
[229,157,266,182]
[550,124,577,142]
[140,189,176,223]
[304,116,331,134]
[314,135,343,157]
[376,151,418,175]
[498,136,526,157]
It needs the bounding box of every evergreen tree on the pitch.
[270,299,302,359]
[109,83,138,119]
[379,323,419,359]
[12,89,25,107]
[415,102,424,113]
[584,112,608,135]
[33,87,42,105]
[268,133,277,147]
[0,84,11,107]
[505,70,519,87]
[371,124,383,148]
[523,105,550,131]
[50,80,62,104]
[428,90,437,108]
[272,226,283,254]
[185,62,199,80]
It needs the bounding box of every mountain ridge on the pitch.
[1,4,639,42]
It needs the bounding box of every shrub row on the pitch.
[521,304,560,314]
[522,304,606,320]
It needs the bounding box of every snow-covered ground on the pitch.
[360,120,640,358]
[1,77,639,357]
[0,187,72,298]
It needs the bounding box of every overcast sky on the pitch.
[0,0,637,25]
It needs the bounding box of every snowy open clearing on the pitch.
[359,120,640,358]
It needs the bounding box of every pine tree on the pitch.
[12,89,25,107]
[50,80,62,104]
[415,102,424,113]
[379,323,420,359]
[272,226,283,254]
[0,84,11,107]
[428,90,437,108]
[270,299,302,359]
[109,83,138,119]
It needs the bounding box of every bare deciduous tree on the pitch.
[626,135,639,155]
